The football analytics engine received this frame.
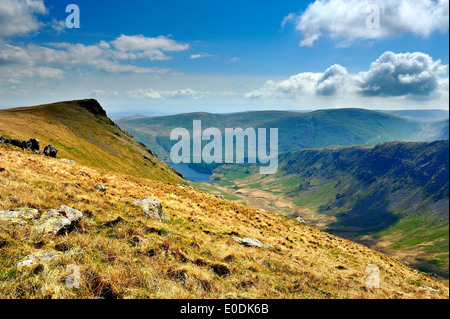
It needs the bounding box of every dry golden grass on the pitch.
[0,100,183,184]
[0,145,448,299]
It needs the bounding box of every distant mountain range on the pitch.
[380,109,449,122]
[116,108,449,163]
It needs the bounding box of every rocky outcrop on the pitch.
[33,206,83,235]
[231,237,272,248]
[43,144,58,158]
[17,250,61,267]
[0,136,40,154]
[77,99,107,117]
[27,139,40,153]
[133,197,169,221]
[0,206,83,235]
[0,208,40,226]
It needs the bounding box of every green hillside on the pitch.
[205,141,450,278]
[0,99,184,184]
[116,108,438,163]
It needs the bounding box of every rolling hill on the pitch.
[203,141,449,278]
[0,99,183,184]
[116,108,446,163]
[381,109,449,122]
[0,142,448,298]
[0,100,447,298]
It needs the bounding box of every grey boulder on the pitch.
[17,250,61,267]
[0,208,40,226]
[43,144,58,158]
[33,205,83,235]
[231,237,272,248]
[133,197,169,221]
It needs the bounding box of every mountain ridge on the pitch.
[116,108,447,162]
[0,99,184,184]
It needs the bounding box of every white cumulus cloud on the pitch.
[285,0,449,47]
[111,34,189,61]
[245,51,448,101]
[357,51,448,96]
[0,0,47,38]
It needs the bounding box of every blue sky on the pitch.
[0,0,448,114]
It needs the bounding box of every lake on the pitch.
[166,162,212,182]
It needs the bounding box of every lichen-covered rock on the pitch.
[93,184,107,192]
[17,250,61,267]
[43,144,58,158]
[133,197,169,221]
[0,208,40,225]
[296,217,306,224]
[231,237,272,248]
[33,206,83,235]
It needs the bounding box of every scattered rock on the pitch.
[17,250,61,267]
[231,236,272,248]
[215,194,224,199]
[27,139,40,154]
[59,158,76,165]
[133,197,169,221]
[6,138,28,150]
[33,205,83,235]
[0,208,40,226]
[43,144,58,158]
[296,217,307,224]
[93,184,107,192]
[402,261,411,267]
[0,136,40,153]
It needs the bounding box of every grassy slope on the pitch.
[0,99,183,184]
[205,142,449,279]
[0,146,448,298]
